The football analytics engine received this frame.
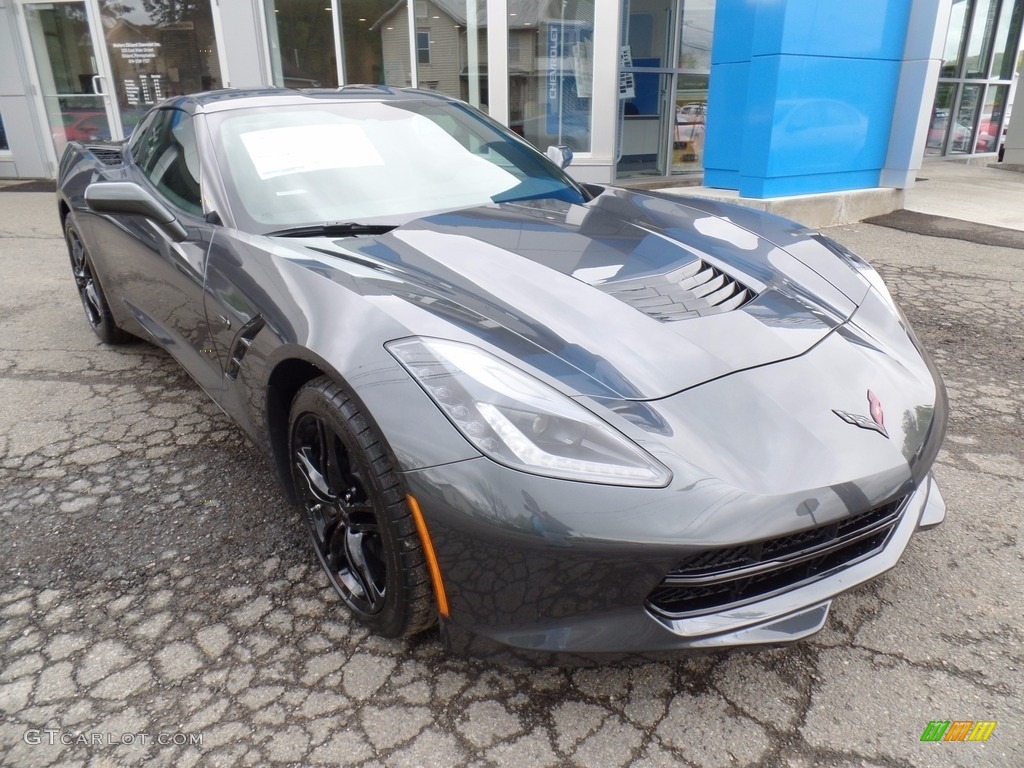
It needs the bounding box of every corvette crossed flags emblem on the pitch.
[833,390,888,438]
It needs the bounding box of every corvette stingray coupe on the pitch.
[57,87,947,656]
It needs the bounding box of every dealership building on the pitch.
[1,0,1021,199]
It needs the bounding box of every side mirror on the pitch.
[84,181,188,242]
[546,144,573,169]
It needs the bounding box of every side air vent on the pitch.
[600,259,754,322]
[86,146,124,166]
[225,315,265,380]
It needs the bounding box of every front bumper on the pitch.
[655,473,944,648]
[408,466,944,658]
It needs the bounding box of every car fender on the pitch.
[203,230,481,488]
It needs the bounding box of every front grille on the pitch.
[601,258,754,322]
[87,146,124,166]
[646,497,906,619]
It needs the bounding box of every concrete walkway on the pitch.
[905,159,1024,232]
[664,156,1024,231]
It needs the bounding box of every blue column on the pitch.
[703,0,913,198]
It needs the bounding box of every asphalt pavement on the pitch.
[1,171,1022,767]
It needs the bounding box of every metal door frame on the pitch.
[15,0,127,174]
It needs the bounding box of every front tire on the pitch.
[64,217,130,344]
[288,376,436,637]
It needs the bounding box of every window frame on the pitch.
[130,108,204,217]
[417,30,431,65]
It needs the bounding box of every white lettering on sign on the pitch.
[548,28,559,100]
[124,79,140,106]
[113,41,161,66]
[150,74,164,101]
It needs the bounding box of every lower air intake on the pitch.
[646,497,906,619]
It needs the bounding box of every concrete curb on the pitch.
[658,185,904,229]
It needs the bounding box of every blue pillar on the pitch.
[703,0,913,198]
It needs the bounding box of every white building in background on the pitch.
[1,0,1021,195]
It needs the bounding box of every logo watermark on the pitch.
[920,721,997,742]
[24,729,202,747]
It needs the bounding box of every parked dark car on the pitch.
[57,87,947,657]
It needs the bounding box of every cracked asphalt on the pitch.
[1,191,1021,768]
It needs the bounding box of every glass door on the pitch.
[20,0,225,169]
[617,0,675,178]
[20,1,120,163]
[96,0,225,135]
[616,0,716,180]
[670,0,714,173]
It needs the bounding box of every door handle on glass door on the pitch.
[91,75,106,95]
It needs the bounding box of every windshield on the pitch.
[207,98,586,233]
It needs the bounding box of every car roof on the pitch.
[163,86,461,116]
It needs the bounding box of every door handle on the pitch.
[91,75,105,95]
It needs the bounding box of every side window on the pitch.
[127,111,157,161]
[136,109,202,216]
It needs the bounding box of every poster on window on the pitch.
[572,39,593,98]
[545,20,593,141]
[618,47,635,100]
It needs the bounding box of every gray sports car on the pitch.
[57,87,947,657]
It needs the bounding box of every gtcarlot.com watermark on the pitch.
[24,729,202,747]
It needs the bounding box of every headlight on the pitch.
[387,338,671,487]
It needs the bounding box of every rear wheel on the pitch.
[64,217,130,344]
[289,376,436,637]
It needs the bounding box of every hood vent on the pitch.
[599,259,754,322]
[86,146,124,166]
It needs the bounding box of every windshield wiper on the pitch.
[266,222,397,238]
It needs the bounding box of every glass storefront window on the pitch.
[677,0,714,70]
[460,0,487,110]
[929,0,1021,158]
[373,1,413,86]
[99,0,223,133]
[511,0,595,153]
[262,1,393,88]
[673,1,714,172]
[339,3,383,84]
[265,0,339,88]
[978,84,1008,152]
[941,0,971,76]
[925,83,956,155]
[673,75,708,173]
[964,0,997,77]
[263,0,486,108]
[992,0,1024,79]
[950,83,982,154]
[0,112,7,151]
[404,0,487,109]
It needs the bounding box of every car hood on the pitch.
[293,188,873,400]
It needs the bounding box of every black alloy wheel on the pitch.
[288,376,435,637]
[64,217,130,344]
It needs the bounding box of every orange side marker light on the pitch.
[407,494,450,617]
